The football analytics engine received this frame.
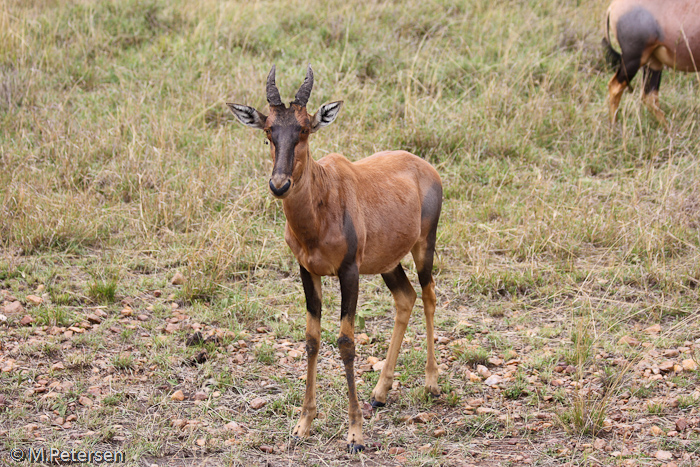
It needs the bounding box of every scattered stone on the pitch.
[664,349,680,358]
[20,315,34,326]
[389,447,406,455]
[367,356,379,365]
[171,390,185,401]
[259,445,274,454]
[137,314,148,321]
[655,450,673,461]
[644,324,661,334]
[675,418,689,432]
[171,272,185,285]
[658,361,676,373]
[78,396,93,407]
[249,397,266,409]
[483,375,503,386]
[51,362,65,371]
[224,421,245,435]
[5,301,24,314]
[356,333,370,345]
[433,428,446,437]
[650,425,664,436]
[195,438,206,447]
[681,359,698,371]
[121,308,133,317]
[411,412,436,424]
[194,391,207,401]
[86,314,102,324]
[26,295,43,306]
[372,360,386,372]
[619,335,640,347]
[476,365,491,378]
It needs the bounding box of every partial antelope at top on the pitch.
[603,0,700,125]
[227,65,443,452]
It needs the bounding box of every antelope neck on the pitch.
[282,153,329,243]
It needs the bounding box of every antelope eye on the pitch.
[301,128,309,135]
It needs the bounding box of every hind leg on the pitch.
[411,236,440,397]
[609,57,641,124]
[371,264,416,407]
[642,66,667,126]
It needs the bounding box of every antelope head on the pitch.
[228,65,343,198]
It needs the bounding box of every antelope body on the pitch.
[604,0,700,124]
[228,66,442,452]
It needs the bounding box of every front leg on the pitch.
[337,261,364,453]
[293,265,322,439]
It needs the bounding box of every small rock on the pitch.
[224,421,245,435]
[171,272,185,285]
[86,314,102,324]
[476,365,491,378]
[675,418,689,432]
[51,362,65,371]
[20,315,34,326]
[5,301,24,314]
[372,360,386,372]
[619,335,640,347]
[259,445,274,454]
[651,425,664,436]
[664,349,680,358]
[356,333,370,345]
[655,450,673,461]
[137,314,148,321]
[26,295,43,306]
[194,391,207,401]
[483,375,503,386]
[433,428,446,437]
[367,356,379,365]
[78,396,93,407]
[411,412,436,424]
[644,324,662,334]
[171,390,185,401]
[249,397,266,409]
[195,438,206,447]
[121,308,133,317]
[681,359,698,371]
[659,361,676,373]
[389,447,406,455]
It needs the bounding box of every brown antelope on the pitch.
[227,65,442,452]
[603,0,700,125]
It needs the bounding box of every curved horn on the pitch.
[293,65,314,107]
[266,65,283,107]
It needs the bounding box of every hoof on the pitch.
[347,443,365,453]
[370,397,385,409]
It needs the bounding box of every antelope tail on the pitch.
[602,8,621,69]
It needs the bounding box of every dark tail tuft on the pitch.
[602,37,621,69]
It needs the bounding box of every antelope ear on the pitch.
[227,103,267,129]
[311,101,343,133]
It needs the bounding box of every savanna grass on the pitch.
[2,0,700,464]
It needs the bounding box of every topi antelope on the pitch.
[227,65,442,452]
[603,0,700,125]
